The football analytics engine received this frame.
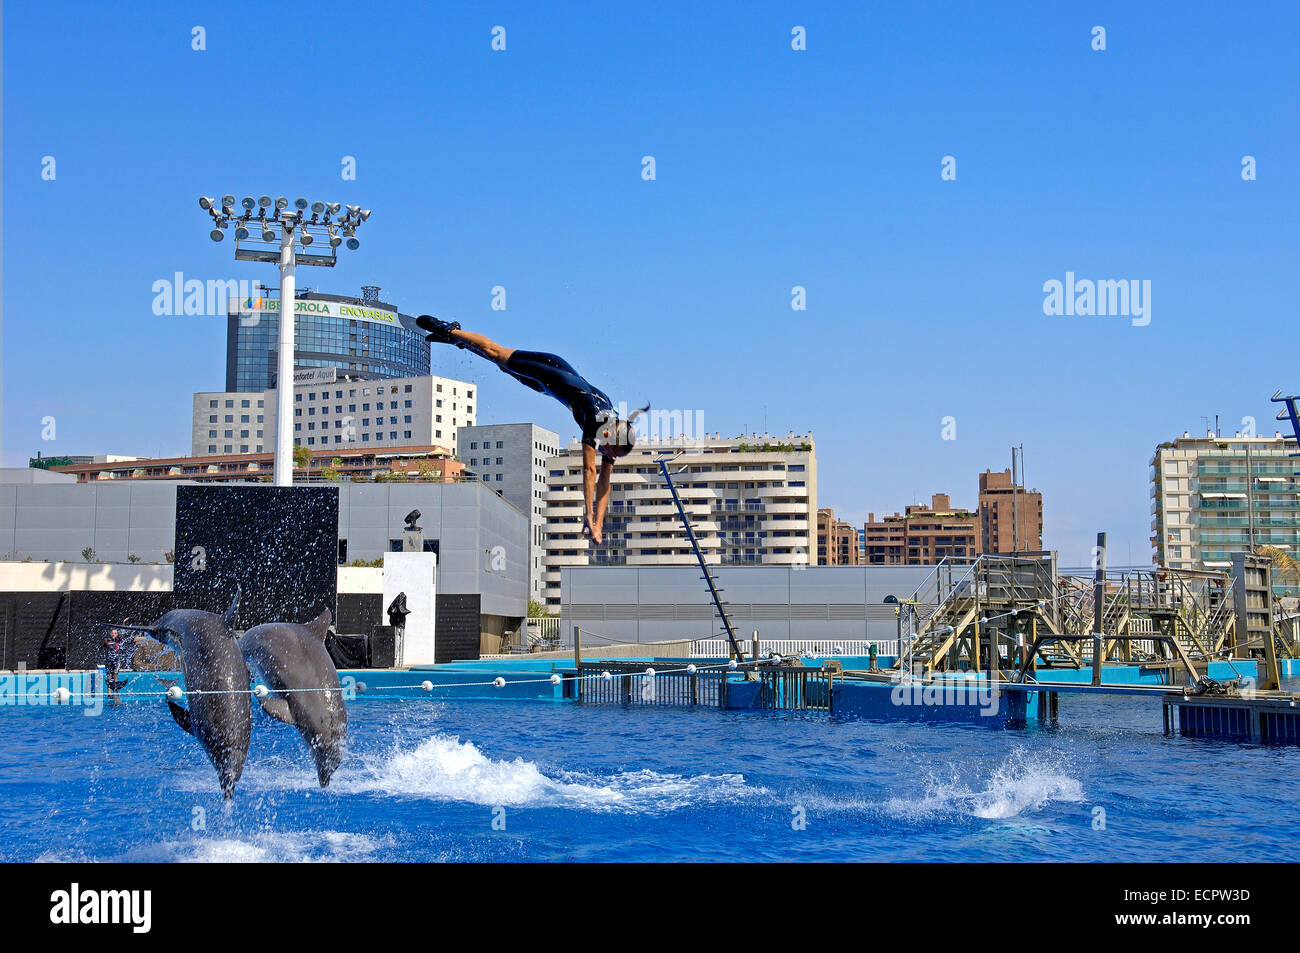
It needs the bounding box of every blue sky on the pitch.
[4,0,1298,564]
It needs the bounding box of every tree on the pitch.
[81,547,97,563]
[293,444,312,471]
[1255,545,1300,588]
[322,457,344,482]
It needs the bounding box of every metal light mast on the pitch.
[198,194,370,485]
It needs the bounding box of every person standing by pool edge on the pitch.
[417,314,648,546]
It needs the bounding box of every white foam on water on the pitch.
[882,747,1084,821]
[36,830,397,863]
[332,733,759,813]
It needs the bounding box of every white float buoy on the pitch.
[644,667,656,678]
[492,677,506,689]
[686,664,697,674]
[727,659,738,671]
[600,670,613,681]
[421,680,434,692]
[52,687,71,703]
[549,674,562,685]
[166,685,184,701]
[253,684,269,699]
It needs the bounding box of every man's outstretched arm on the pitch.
[582,444,600,541]
[594,457,615,537]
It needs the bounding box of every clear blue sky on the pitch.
[4,1,1298,565]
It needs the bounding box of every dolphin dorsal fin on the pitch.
[304,608,332,641]
[223,586,241,630]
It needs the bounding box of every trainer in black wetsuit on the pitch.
[500,350,614,448]
[415,314,643,545]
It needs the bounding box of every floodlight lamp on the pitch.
[221,194,236,210]
[346,235,360,251]
[300,230,314,245]
[261,226,276,242]
[209,228,224,242]
[357,208,371,222]
[327,226,341,247]
[198,196,216,210]
[311,201,325,214]
[294,197,308,211]
[235,225,250,240]
[241,196,256,210]
[326,202,341,215]
[258,195,272,209]
[345,205,360,218]
[275,196,289,211]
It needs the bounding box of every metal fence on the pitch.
[692,638,898,658]
[575,661,726,707]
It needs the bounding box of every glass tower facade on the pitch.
[226,291,429,391]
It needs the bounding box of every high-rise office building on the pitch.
[225,287,430,392]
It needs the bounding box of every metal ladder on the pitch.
[657,455,747,664]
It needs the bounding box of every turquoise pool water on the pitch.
[2,676,1298,862]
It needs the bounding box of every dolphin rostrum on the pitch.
[239,609,348,787]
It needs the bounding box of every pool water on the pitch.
[3,686,1298,862]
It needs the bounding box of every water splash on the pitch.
[333,733,759,813]
[882,747,1084,821]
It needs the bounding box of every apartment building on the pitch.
[817,507,862,565]
[978,468,1044,553]
[863,493,980,565]
[1151,431,1300,596]
[540,433,817,609]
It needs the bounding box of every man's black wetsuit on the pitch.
[502,350,613,448]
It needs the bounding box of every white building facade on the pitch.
[192,370,477,458]
[540,433,818,610]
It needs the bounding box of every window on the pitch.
[208,445,217,453]
[209,400,218,408]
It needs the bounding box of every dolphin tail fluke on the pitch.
[166,698,193,735]
[314,747,342,788]
[257,695,297,725]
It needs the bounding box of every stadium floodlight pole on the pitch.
[199,195,370,485]
[275,220,297,487]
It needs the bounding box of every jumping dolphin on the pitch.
[113,591,251,798]
[238,609,348,787]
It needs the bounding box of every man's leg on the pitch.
[417,315,515,365]
[449,329,515,365]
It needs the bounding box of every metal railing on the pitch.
[575,661,726,707]
[692,638,897,658]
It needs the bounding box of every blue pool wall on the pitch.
[0,656,1272,711]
